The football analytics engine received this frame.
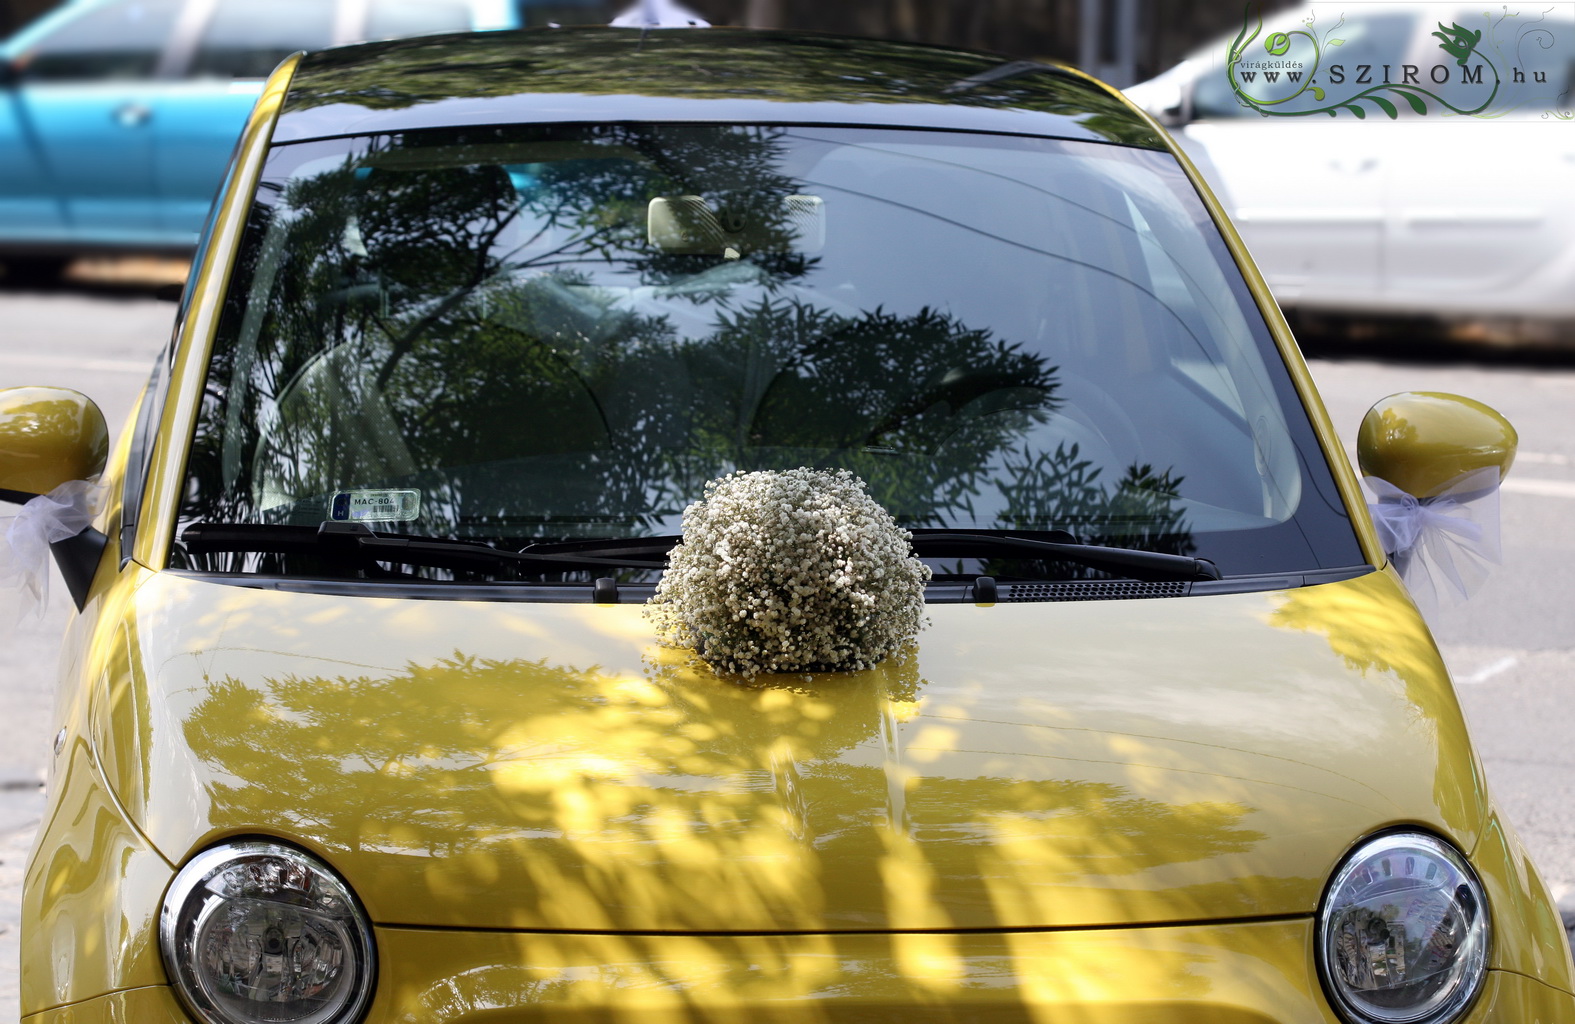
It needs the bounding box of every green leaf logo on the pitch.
[1266,31,1292,55]
[1431,22,1483,66]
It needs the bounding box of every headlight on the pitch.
[159,840,376,1024]
[1317,831,1489,1024]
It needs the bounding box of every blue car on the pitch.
[0,0,524,281]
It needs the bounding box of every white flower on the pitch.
[647,468,931,676]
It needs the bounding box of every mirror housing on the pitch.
[1357,392,1516,499]
[0,387,111,611]
[0,386,109,502]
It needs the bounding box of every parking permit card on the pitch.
[330,489,421,523]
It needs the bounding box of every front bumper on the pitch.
[34,919,1574,1024]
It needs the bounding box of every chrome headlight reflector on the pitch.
[160,841,376,1024]
[1318,832,1489,1024]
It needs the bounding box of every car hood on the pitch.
[93,567,1486,932]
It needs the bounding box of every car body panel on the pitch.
[22,736,172,1014]
[366,926,1575,1024]
[18,971,1575,1024]
[80,567,1485,936]
[1472,812,1575,991]
[0,81,159,242]
[149,79,264,235]
[372,918,1336,1022]
[0,89,68,236]
[18,25,1572,1024]
[1383,120,1575,313]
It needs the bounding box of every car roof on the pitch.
[272,27,1166,149]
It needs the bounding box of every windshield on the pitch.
[173,123,1362,582]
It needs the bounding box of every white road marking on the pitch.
[0,352,150,375]
[1501,478,1575,499]
[1461,655,1519,685]
[1342,447,1575,500]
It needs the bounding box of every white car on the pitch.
[1125,2,1575,323]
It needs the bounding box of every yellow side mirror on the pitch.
[1357,392,1516,499]
[0,386,109,500]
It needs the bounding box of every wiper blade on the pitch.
[182,522,667,575]
[909,530,1221,583]
[518,535,680,559]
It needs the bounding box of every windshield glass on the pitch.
[174,124,1362,582]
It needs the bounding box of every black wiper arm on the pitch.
[518,535,680,559]
[182,522,666,574]
[909,530,1221,582]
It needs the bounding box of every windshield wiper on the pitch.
[908,530,1221,583]
[184,524,1215,583]
[182,522,667,576]
[517,535,681,559]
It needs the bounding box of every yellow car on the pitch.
[4,24,1571,1024]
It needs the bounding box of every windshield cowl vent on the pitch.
[1002,580,1189,602]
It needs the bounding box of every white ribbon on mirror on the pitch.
[0,479,101,619]
[1365,466,1502,616]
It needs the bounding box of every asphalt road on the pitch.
[0,279,1571,1020]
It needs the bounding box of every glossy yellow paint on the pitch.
[21,735,173,1014]
[133,53,301,571]
[1472,811,1575,993]
[0,387,108,496]
[1358,391,1519,499]
[79,568,1489,940]
[18,958,1574,1024]
[23,984,188,1023]
[372,918,1333,1023]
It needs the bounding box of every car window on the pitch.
[15,0,184,82]
[365,0,473,39]
[187,0,335,79]
[1192,11,1418,119]
[175,125,1363,581]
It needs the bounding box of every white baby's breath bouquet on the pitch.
[648,468,931,676]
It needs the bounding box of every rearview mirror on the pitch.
[1357,392,1516,499]
[0,386,109,503]
[648,195,825,255]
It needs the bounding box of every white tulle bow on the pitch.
[0,480,101,617]
[1365,466,1502,615]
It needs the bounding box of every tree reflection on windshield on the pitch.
[178,123,1197,579]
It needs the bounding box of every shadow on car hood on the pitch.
[94,567,1487,932]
